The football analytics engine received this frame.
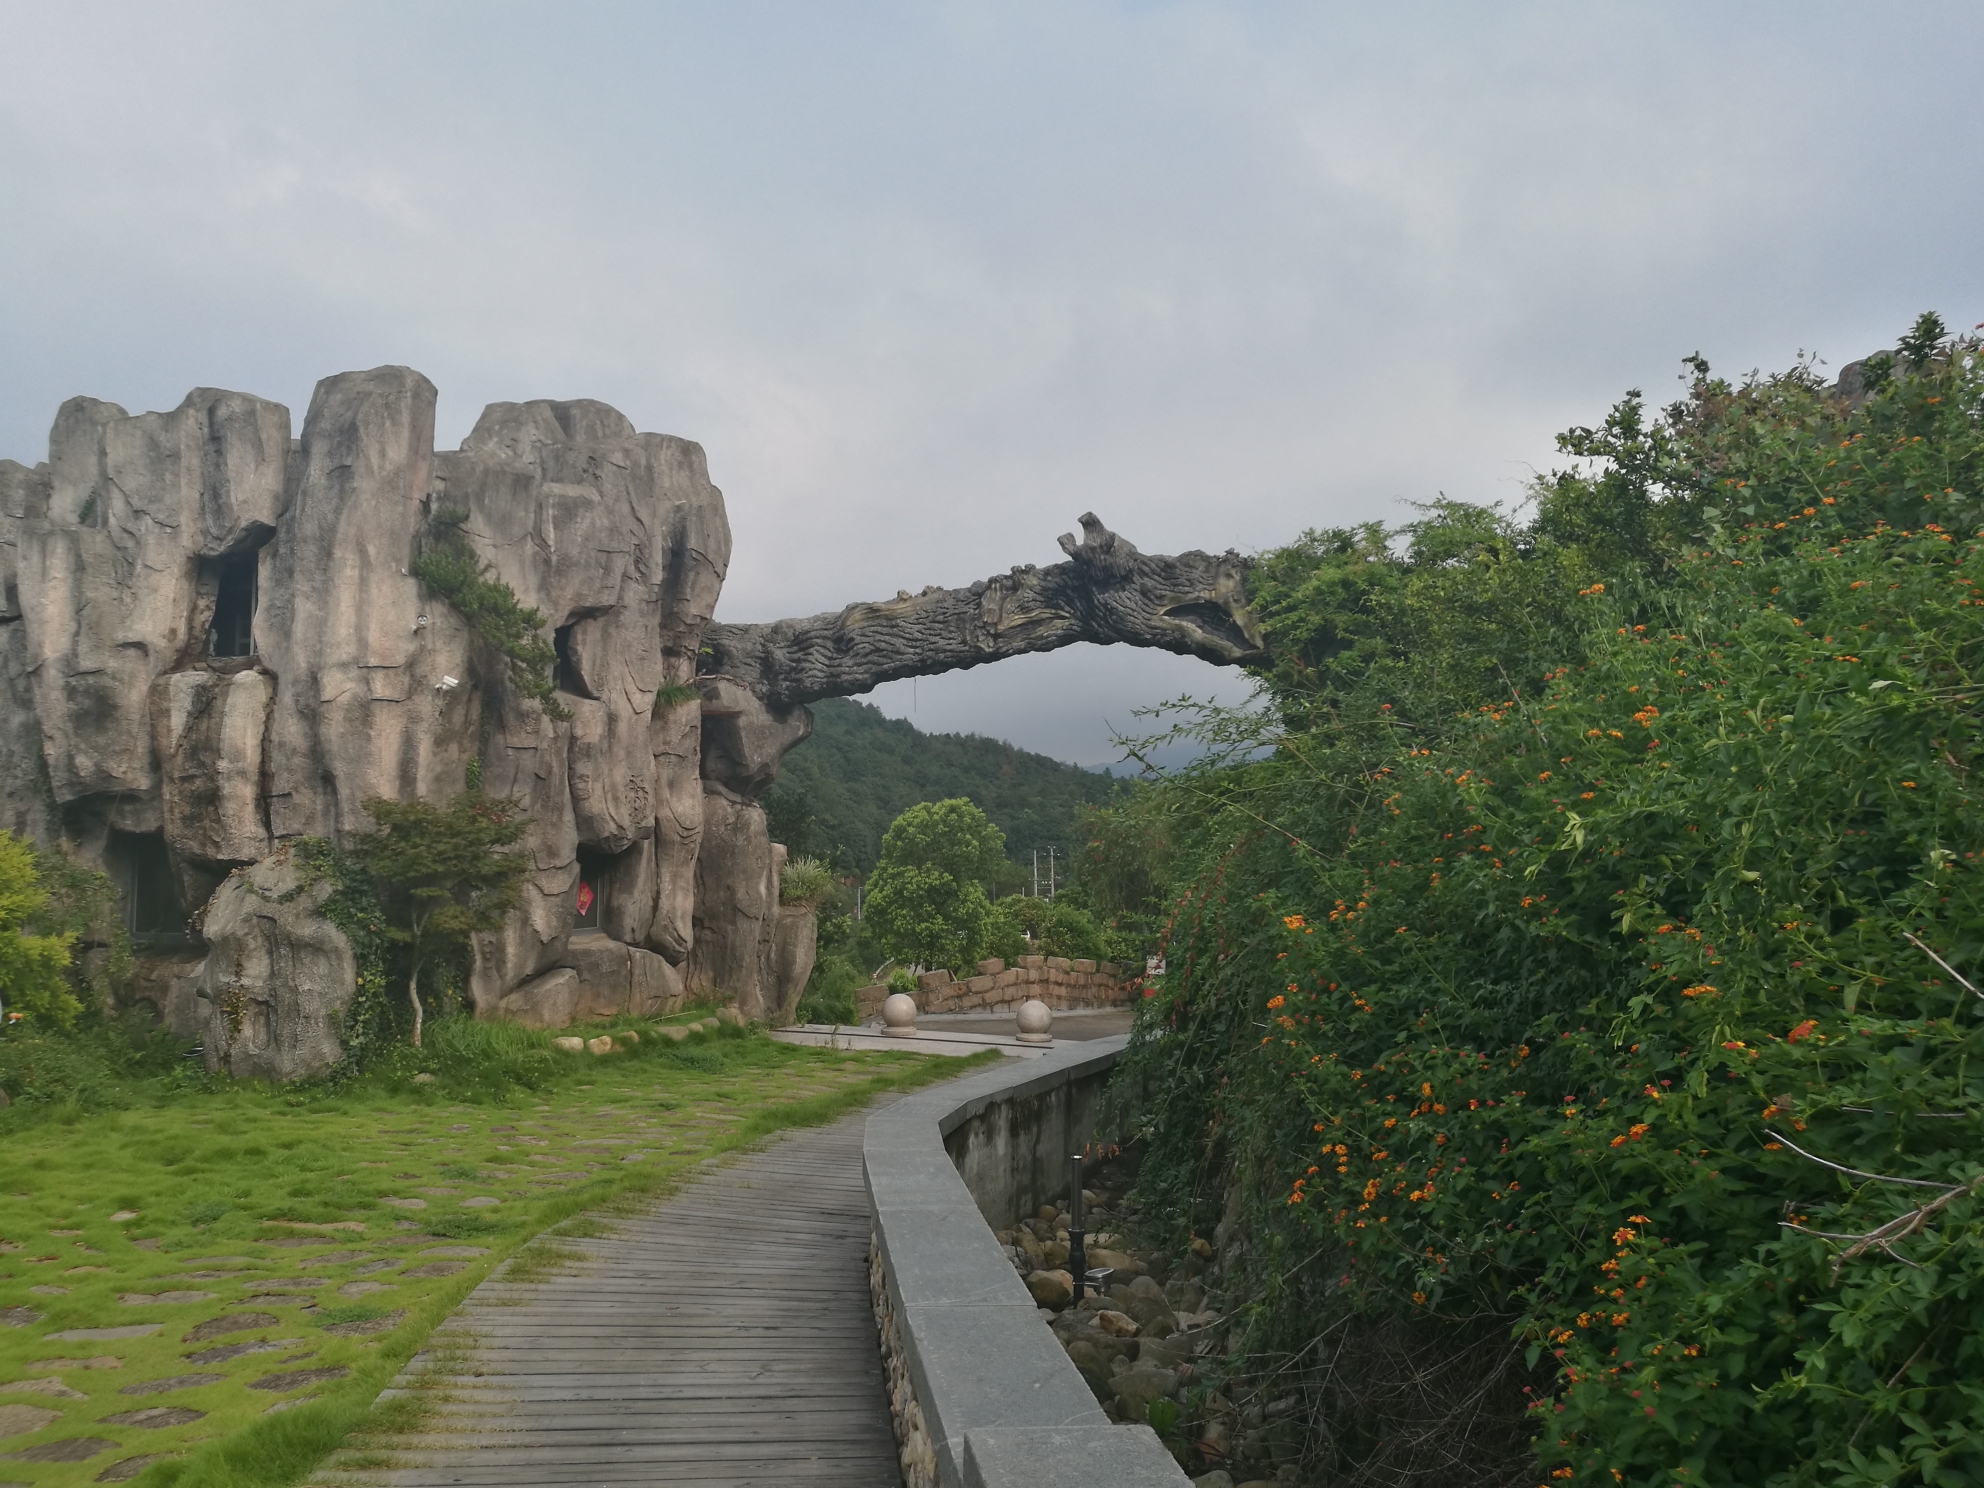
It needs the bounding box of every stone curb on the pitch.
[864,1034,1190,1488]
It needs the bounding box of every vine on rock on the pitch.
[291,838,398,1081]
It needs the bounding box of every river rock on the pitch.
[1024,1269,1073,1310]
[1087,1247,1144,1280]
[1111,1362,1177,1419]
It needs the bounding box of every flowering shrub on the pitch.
[1120,320,1984,1486]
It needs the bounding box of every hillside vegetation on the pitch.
[1112,319,1984,1487]
[766,696,1116,873]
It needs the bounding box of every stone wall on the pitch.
[855,955,1132,1022]
[862,1035,1189,1488]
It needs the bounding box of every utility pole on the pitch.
[1047,846,1057,901]
[1031,849,1038,900]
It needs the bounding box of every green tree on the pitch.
[0,831,79,1028]
[349,794,529,1048]
[864,798,1004,975]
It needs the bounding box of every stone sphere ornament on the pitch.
[881,992,920,1037]
[1015,998,1054,1044]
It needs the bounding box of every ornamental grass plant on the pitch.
[1116,319,1984,1487]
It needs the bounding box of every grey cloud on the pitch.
[1,1,1978,763]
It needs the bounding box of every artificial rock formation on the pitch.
[703,511,1265,709]
[199,849,358,1084]
[0,367,1263,1079]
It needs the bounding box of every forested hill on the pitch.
[763,697,1116,872]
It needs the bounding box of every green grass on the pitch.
[0,1010,995,1487]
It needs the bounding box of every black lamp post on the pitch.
[1067,1151,1089,1304]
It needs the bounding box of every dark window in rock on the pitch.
[108,829,188,942]
[206,552,258,657]
[574,846,606,930]
[554,623,593,698]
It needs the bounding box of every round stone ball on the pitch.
[1016,999,1053,1038]
[881,992,919,1034]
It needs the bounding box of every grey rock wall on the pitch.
[771,904,819,1027]
[198,850,357,1083]
[21,389,289,811]
[688,791,780,1020]
[436,396,731,1017]
[0,460,56,845]
[1,368,771,1064]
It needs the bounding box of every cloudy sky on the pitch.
[3,2,1979,765]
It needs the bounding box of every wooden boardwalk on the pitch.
[328,1110,904,1487]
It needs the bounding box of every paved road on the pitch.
[322,1111,902,1487]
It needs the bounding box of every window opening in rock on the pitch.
[553,623,593,698]
[207,552,258,657]
[574,846,606,930]
[108,829,188,942]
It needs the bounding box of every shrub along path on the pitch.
[312,1106,905,1486]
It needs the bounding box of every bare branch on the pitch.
[1781,1174,1984,1280]
[1766,1131,1959,1189]
[1902,931,1984,1003]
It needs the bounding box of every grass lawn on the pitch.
[0,1009,987,1487]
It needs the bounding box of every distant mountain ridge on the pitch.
[765,697,1117,873]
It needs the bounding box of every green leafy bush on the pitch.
[0,829,79,1027]
[1121,319,1984,1487]
[985,894,1109,963]
[796,952,863,1024]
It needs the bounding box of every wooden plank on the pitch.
[342,1110,905,1487]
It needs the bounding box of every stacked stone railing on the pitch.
[864,1034,1190,1488]
[856,955,1133,1022]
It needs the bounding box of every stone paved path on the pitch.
[322,1110,903,1487]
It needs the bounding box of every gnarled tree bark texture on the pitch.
[701,512,1266,710]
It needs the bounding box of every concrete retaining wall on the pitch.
[856,955,1133,1022]
[864,1034,1190,1488]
